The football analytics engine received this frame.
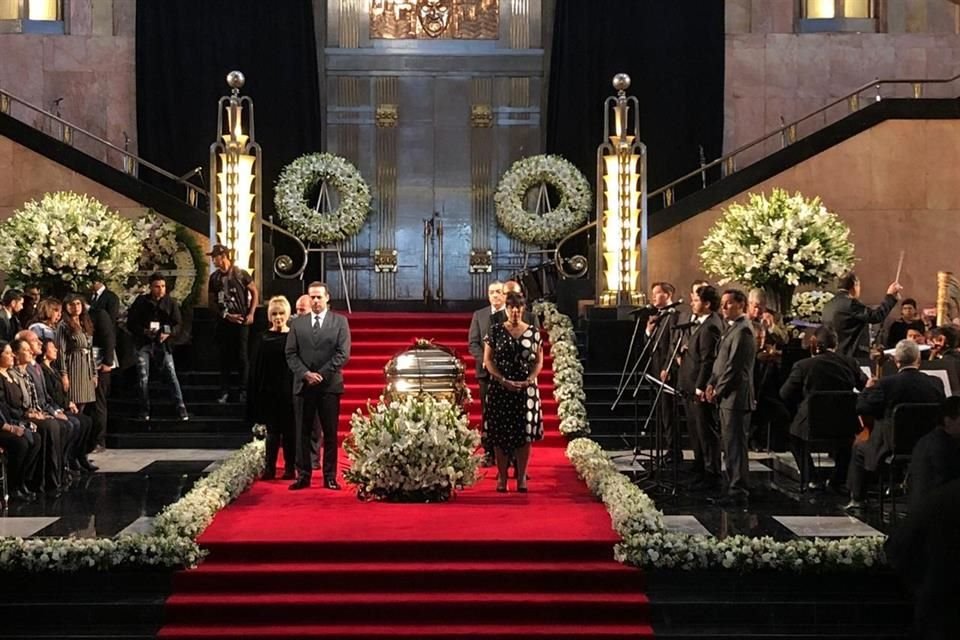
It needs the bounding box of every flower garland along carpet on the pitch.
[158,312,653,639]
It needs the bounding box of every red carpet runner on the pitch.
[158,312,653,639]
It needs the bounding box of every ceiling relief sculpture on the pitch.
[370,0,499,40]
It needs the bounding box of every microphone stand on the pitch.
[612,309,654,409]
[634,323,686,497]
[624,313,672,470]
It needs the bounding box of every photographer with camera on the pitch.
[126,273,188,422]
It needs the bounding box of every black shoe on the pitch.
[324,479,341,491]
[289,477,310,491]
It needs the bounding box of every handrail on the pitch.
[0,86,209,206]
[649,73,960,206]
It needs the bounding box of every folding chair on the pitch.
[801,390,860,491]
[880,402,941,518]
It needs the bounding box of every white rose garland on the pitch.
[534,301,590,436]
[494,154,591,246]
[275,152,372,246]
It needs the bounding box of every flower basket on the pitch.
[343,395,481,502]
[700,189,855,298]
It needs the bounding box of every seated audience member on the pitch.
[39,338,98,470]
[886,298,926,348]
[13,332,94,475]
[126,273,188,421]
[0,343,41,500]
[0,289,24,342]
[908,396,960,513]
[886,476,960,640]
[780,326,868,489]
[28,298,62,342]
[0,338,65,492]
[846,339,946,510]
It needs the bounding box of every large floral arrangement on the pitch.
[791,290,835,323]
[275,152,372,245]
[118,213,206,314]
[344,395,481,502]
[494,154,591,246]
[700,189,855,313]
[534,301,589,436]
[567,437,887,572]
[0,192,140,293]
[0,440,264,572]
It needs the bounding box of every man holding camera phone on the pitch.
[126,273,188,421]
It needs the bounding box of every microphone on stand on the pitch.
[656,299,685,313]
[671,320,698,331]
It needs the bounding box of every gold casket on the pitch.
[384,339,469,406]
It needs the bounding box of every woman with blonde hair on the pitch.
[248,296,296,480]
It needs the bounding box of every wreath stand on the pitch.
[265,179,353,313]
[521,182,557,298]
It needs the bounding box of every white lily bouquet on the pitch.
[344,395,481,502]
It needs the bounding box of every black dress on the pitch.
[247,330,295,473]
[483,322,543,452]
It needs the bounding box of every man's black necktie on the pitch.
[313,315,321,333]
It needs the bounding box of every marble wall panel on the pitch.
[648,120,959,305]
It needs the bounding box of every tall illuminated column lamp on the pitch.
[596,73,647,315]
[210,70,262,292]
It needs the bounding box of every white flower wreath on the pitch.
[275,152,372,245]
[494,154,591,246]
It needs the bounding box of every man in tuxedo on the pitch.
[677,284,723,489]
[90,280,133,372]
[779,326,867,489]
[86,306,115,451]
[286,281,351,491]
[822,271,901,360]
[846,339,946,510]
[468,280,505,466]
[705,288,756,504]
[648,282,682,461]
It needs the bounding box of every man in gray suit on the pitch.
[706,288,756,504]
[286,282,351,490]
[469,281,505,465]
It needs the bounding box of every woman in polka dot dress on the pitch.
[482,291,544,492]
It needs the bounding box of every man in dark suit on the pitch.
[846,339,946,509]
[821,271,901,360]
[908,396,960,514]
[0,289,23,342]
[705,288,756,504]
[779,326,867,489]
[647,282,683,461]
[468,280,505,466]
[87,306,116,451]
[677,284,723,489]
[285,281,351,491]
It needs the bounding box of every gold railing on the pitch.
[0,86,208,209]
[648,73,960,208]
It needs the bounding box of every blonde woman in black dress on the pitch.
[482,291,543,492]
[56,294,97,408]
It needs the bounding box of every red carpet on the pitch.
[158,312,653,639]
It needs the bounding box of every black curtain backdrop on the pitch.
[546,0,725,213]
[135,0,322,219]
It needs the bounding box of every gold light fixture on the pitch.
[596,73,646,308]
[210,70,262,284]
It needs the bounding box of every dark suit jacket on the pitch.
[89,307,116,367]
[779,350,868,439]
[468,307,498,379]
[285,312,351,395]
[821,290,897,359]
[678,313,723,395]
[0,308,21,342]
[89,288,120,324]
[708,315,756,411]
[909,428,960,513]
[647,310,681,379]
[857,367,946,469]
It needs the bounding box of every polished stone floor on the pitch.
[0,449,232,538]
[610,448,890,540]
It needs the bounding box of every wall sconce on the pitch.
[596,73,647,308]
[209,70,262,284]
